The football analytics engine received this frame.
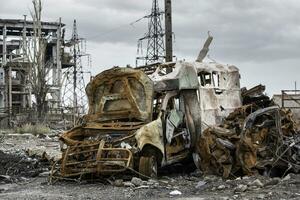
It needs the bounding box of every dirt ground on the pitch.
[1,132,300,200]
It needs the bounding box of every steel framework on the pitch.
[62,20,90,120]
[136,0,165,66]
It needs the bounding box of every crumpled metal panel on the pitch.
[135,114,164,156]
[196,62,242,128]
[85,67,154,122]
[151,61,242,133]
[196,104,300,178]
[150,61,199,91]
[56,67,156,178]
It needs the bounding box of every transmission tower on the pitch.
[136,0,165,66]
[62,20,90,121]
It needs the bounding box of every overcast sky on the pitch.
[1,0,300,95]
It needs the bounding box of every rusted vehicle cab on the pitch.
[58,66,199,178]
[150,61,242,132]
[59,67,153,177]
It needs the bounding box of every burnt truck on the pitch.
[53,35,242,178]
[54,59,242,179]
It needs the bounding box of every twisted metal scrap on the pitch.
[196,106,300,178]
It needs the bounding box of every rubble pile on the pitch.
[0,150,49,183]
[196,87,300,178]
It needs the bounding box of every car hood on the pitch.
[84,67,154,123]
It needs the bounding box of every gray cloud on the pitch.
[0,0,299,95]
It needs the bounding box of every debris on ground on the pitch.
[1,170,300,199]
[131,177,144,187]
[169,190,182,196]
[0,150,48,180]
[0,79,299,200]
[195,85,300,178]
[0,132,61,184]
[1,124,300,199]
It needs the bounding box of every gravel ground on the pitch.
[1,173,300,200]
[1,132,300,200]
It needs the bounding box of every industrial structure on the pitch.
[136,0,167,66]
[62,20,90,124]
[273,89,300,127]
[0,17,89,127]
[136,0,174,75]
[0,17,63,126]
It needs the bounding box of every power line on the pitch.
[86,16,147,40]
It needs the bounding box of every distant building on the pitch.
[0,18,77,127]
[273,90,300,126]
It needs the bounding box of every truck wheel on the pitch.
[139,156,157,178]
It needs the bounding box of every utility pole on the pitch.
[56,17,62,108]
[72,20,78,121]
[164,0,173,63]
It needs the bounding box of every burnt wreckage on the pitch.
[51,56,244,179]
[195,88,300,178]
[52,39,299,180]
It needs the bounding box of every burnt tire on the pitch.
[139,156,157,179]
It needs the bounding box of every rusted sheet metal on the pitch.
[195,103,300,178]
[85,67,154,122]
[135,115,164,157]
[57,67,155,178]
[241,84,266,98]
[60,142,133,177]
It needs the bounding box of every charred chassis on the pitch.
[54,66,201,179]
